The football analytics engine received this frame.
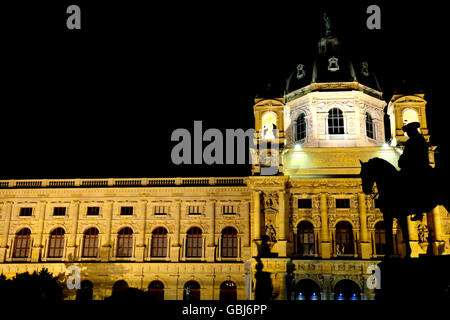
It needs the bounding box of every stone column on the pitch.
[407,216,419,258]
[0,201,13,262]
[252,191,261,256]
[277,190,288,257]
[67,200,80,261]
[170,200,182,261]
[358,193,371,259]
[430,206,444,255]
[135,200,147,260]
[31,201,47,262]
[205,200,216,262]
[100,200,114,262]
[319,193,331,259]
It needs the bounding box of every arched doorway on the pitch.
[183,281,200,301]
[334,279,361,300]
[148,280,164,300]
[112,280,129,296]
[294,279,321,300]
[219,281,237,300]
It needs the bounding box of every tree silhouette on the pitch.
[0,268,63,302]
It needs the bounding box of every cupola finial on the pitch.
[323,12,332,36]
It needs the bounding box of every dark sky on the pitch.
[2,1,449,179]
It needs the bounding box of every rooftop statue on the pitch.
[324,13,332,36]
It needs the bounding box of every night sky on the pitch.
[2,1,449,179]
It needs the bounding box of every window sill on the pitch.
[218,257,239,261]
[10,257,31,262]
[333,254,357,258]
[44,257,65,262]
[115,257,135,261]
[80,257,101,261]
[145,257,170,262]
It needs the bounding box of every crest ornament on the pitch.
[361,62,369,76]
[328,57,340,72]
[296,64,306,80]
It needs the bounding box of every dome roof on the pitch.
[285,14,381,97]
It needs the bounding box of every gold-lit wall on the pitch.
[1,175,448,300]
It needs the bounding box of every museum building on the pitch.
[0,21,449,301]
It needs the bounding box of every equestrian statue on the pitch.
[359,122,449,258]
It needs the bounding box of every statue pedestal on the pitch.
[376,256,450,301]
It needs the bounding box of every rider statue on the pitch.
[398,121,431,221]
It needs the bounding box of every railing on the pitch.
[0,177,246,188]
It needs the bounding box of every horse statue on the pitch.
[359,157,449,258]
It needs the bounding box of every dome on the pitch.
[285,14,381,96]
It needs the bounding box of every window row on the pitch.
[292,109,376,142]
[11,226,240,259]
[76,279,238,301]
[18,205,238,217]
[295,220,387,256]
[297,198,352,209]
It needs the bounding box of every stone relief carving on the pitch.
[417,223,429,243]
[367,214,383,228]
[265,224,277,242]
[263,193,279,214]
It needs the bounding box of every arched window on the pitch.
[186,227,202,258]
[151,227,168,257]
[48,228,65,258]
[13,228,31,258]
[374,221,386,255]
[183,281,200,301]
[220,281,237,300]
[76,280,93,301]
[328,108,345,134]
[297,221,315,255]
[335,221,354,254]
[148,280,164,300]
[82,228,99,258]
[334,279,361,300]
[402,109,419,126]
[261,112,277,140]
[295,113,307,141]
[221,227,238,258]
[294,279,321,300]
[366,113,375,139]
[117,227,133,258]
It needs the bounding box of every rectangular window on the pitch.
[151,234,168,257]
[188,206,201,215]
[298,199,312,209]
[336,199,350,209]
[154,206,168,215]
[53,207,66,216]
[186,235,202,257]
[223,205,236,215]
[19,207,33,217]
[120,206,133,216]
[87,206,100,216]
